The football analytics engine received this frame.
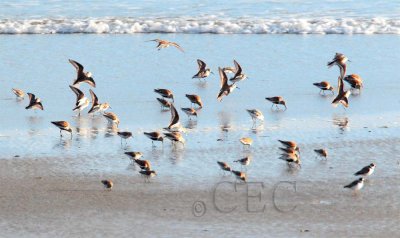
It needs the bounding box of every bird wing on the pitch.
[168,104,180,128]
[27,93,36,104]
[218,67,228,88]
[169,42,184,52]
[69,85,84,103]
[89,89,99,106]
[68,59,84,74]
[197,59,206,71]
[233,60,242,75]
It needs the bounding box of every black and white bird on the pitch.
[344,177,364,193]
[354,163,376,178]
[69,59,96,88]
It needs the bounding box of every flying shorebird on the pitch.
[25,93,44,111]
[344,74,363,92]
[344,177,364,194]
[165,104,180,131]
[69,85,89,116]
[231,170,246,182]
[156,98,172,110]
[143,131,164,146]
[314,149,328,159]
[12,88,24,98]
[229,60,248,83]
[192,59,212,79]
[313,81,335,95]
[154,88,174,102]
[68,59,96,88]
[332,75,351,108]
[147,39,184,52]
[101,180,113,191]
[88,89,111,115]
[278,140,300,153]
[117,131,133,145]
[217,161,232,174]
[240,137,253,148]
[354,163,376,178]
[217,67,238,102]
[103,112,120,127]
[246,109,264,125]
[185,94,203,108]
[222,66,236,74]
[266,96,287,110]
[164,131,185,146]
[327,53,349,68]
[51,121,73,138]
[139,170,157,183]
[181,108,197,120]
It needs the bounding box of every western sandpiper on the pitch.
[278,140,300,153]
[266,96,287,110]
[192,59,212,79]
[103,112,120,127]
[117,131,133,145]
[144,131,164,146]
[124,151,143,161]
[217,161,232,174]
[229,60,248,83]
[148,39,184,52]
[51,121,73,138]
[163,131,185,146]
[154,88,174,102]
[234,156,251,170]
[68,59,96,88]
[156,98,172,110]
[69,85,89,116]
[246,109,264,125]
[25,93,44,111]
[344,74,363,91]
[165,104,180,131]
[185,94,203,108]
[313,81,334,95]
[327,53,349,68]
[88,89,111,115]
[181,108,197,120]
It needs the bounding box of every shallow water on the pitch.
[0,34,400,185]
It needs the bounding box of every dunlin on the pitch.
[266,96,287,110]
[192,59,212,79]
[143,131,164,146]
[148,39,184,52]
[69,59,96,87]
[51,121,73,138]
[185,94,203,108]
[313,81,334,95]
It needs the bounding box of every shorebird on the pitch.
[279,147,299,156]
[181,108,197,120]
[25,93,44,111]
[156,98,172,110]
[103,112,120,127]
[154,89,174,102]
[279,153,301,168]
[101,180,113,191]
[231,170,246,183]
[313,81,334,95]
[344,74,363,92]
[217,67,238,102]
[246,109,264,125]
[139,170,157,183]
[344,177,364,194]
[234,156,251,170]
[185,94,203,108]
[164,131,185,147]
[124,151,143,161]
[144,132,164,146]
[217,161,232,174]
[327,53,349,69]
[278,140,300,153]
[332,75,351,108]
[223,66,236,74]
[229,60,248,83]
[314,149,328,159]
[69,85,89,116]
[165,104,180,131]
[266,96,287,110]
[148,39,184,52]
[12,88,24,98]
[192,59,212,79]
[117,131,133,145]
[240,137,253,148]
[88,89,111,115]
[68,59,96,88]
[354,163,376,178]
[131,158,151,171]
[51,121,73,138]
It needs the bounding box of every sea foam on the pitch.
[0,17,399,34]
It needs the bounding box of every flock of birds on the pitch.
[11,39,372,194]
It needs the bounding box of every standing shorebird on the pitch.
[117,131,133,145]
[69,85,89,116]
[68,59,96,88]
[344,177,364,195]
[124,151,143,161]
[103,112,120,127]
[181,108,197,120]
[192,59,212,79]
[131,158,151,171]
[246,109,264,126]
[164,131,185,147]
[217,161,232,175]
[279,153,301,169]
[313,81,334,95]
[156,98,171,110]
[354,163,376,178]
[51,121,73,138]
[234,156,251,170]
[344,74,363,92]
[231,170,246,183]
[139,170,157,183]
[266,96,287,110]
[88,89,111,115]
[12,88,25,99]
[147,39,184,52]
[278,140,300,153]
[144,132,164,146]
[240,137,253,149]
[314,149,328,159]
[25,93,44,111]
[101,180,113,191]
[229,60,248,83]
[154,88,174,102]
[217,67,238,102]
[185,94,203,108]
